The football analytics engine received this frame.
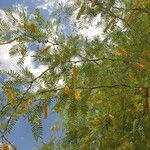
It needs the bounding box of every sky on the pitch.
[0,0,101,149]
[0,0,63,150]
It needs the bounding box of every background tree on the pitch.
[0,0,150,149]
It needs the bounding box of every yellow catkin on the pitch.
[135,63,144,70]
[7,88,14,101]
[73,64,78,83]
[27,98,32,105]
[76,3,86,19]
[117,47,127,57]
[42,45,51,52]
[74,89,80,101]
[103,18,115,33]
[124,1,141,26]
[2,144,9,150]
[30,22,37,32]
[44,104,48,119]
[64,85,70,94]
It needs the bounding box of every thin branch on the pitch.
[1,67,51,136]
[0,130,16,150]
[37,84,149,95]
[67,57,121,63]
[0,38,18,45]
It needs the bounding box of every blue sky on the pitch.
[0,0,63,150]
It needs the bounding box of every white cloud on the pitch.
[22,51,48,76]
[0,8,48,75]
[0,43,48,78]
[0,43,20,71]
[75,14,103,39]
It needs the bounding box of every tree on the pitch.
[0,0,150,149]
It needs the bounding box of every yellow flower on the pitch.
[2,144,9,150]
[135,63,144,70]
[117,47,127,57]
[74,89,80,101]
[27,98,32,105]
[64,85,70,95]
[7,88,14,101]
[73,64,78,83]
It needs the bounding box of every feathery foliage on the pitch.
[0,0,150,149]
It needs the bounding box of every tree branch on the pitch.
[0,67,51,136]
[38,84,149,95]
[0,38,18,45]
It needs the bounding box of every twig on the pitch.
[0,130,16,150]
[0,38,19,45]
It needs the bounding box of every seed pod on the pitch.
[2,144,9,150]
[30,22,37,32]
[64,85,70,95]
[76,3,86,20]
[103,18,115,33]
[44,104,48,119]
[135,63,144,70]
[73,64,78,83]
[7,88,14,101]
[74,89,80,101]
[42,45,51,52]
